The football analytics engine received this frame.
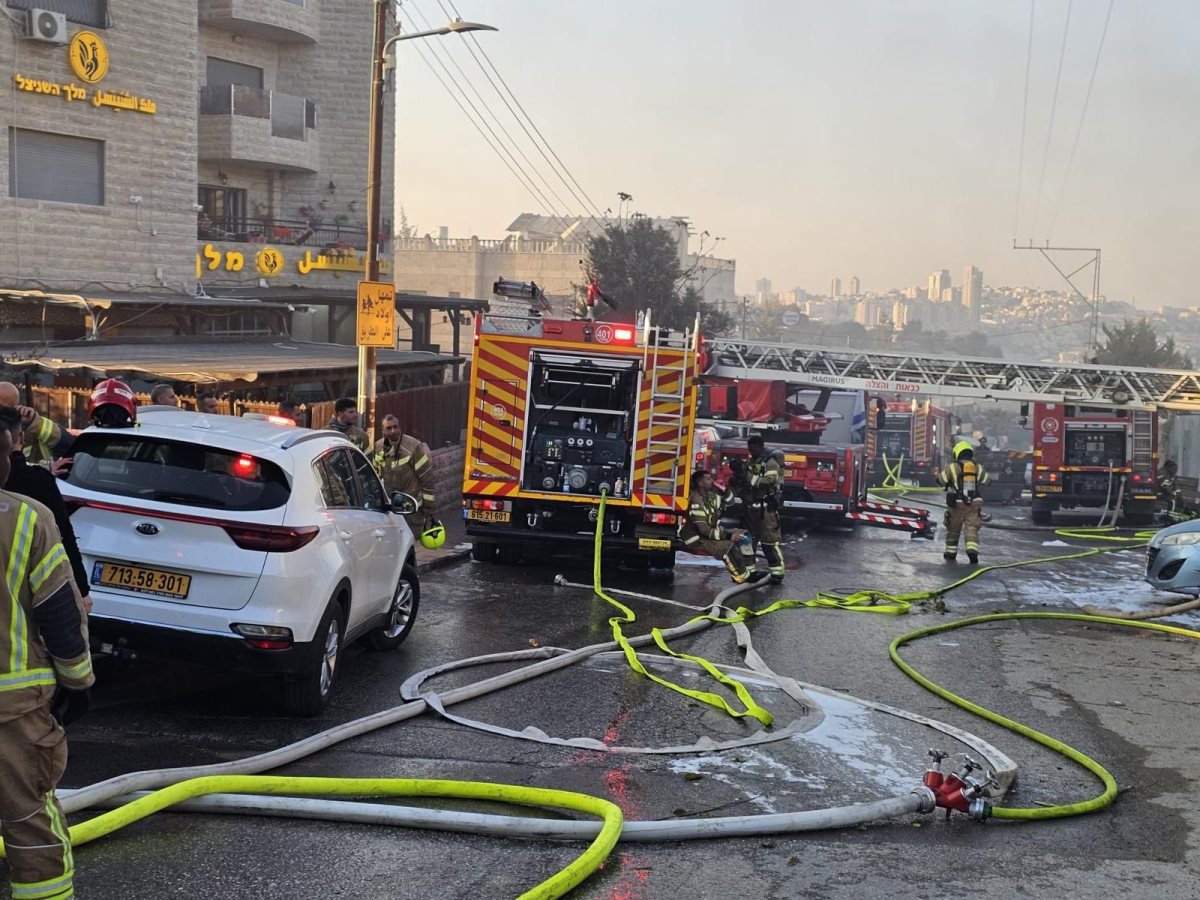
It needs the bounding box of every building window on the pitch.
[201,312,274,338]
[205,57,264,90]
[6,0,108,28]
[9,128,103,206]
[197,185,247,238]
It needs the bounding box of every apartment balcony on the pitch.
[199,0,319,44]
[198,86,319,173]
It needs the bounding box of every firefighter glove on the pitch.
[51,687,91,728]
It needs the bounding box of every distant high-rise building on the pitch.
[928,269,951,302]
[963,265,983,318]
[831,277,842,298]
[755,277,772,296]
[848,275,861,296]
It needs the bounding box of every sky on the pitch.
[393,0,1200,308]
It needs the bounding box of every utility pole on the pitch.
[358,0,388,440]
[1013,240,1102,357]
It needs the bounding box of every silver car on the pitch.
[1145,520,1200,596]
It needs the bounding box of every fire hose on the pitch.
[3,511,1196,897]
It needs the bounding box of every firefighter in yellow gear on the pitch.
[739,435,787,584]
[938,440,991,564]
[0,427,94,900]
[371,414,436,530]
[0,383,67,468]
[679,468,762,584]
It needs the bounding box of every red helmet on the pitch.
[89,378,137,428]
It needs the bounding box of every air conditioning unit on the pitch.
[25,8,69,44]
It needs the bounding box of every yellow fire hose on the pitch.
[1,508,1187,898]
[2,777,622,900]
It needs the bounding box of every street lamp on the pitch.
[359,6,498,437]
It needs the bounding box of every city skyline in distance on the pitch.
[393,1,1196,310]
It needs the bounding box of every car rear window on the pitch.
[67,433,290,511]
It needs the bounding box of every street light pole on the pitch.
[357,5,497,439]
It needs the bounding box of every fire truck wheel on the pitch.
[1122,513,1155,527]
[471,540,499,563]
[1031,508,1053,526]
[622,554,651,572]
[497,543,524,565]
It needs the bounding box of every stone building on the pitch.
[0,0,392,342]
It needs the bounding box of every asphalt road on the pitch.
[13,502,1200,899]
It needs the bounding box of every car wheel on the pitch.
[1031,508,1053,526]
[367,564,420,651]
[471,540,498,563]
[283,599,345,716]
[496,543,524,565]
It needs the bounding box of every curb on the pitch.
[415,546,472,575]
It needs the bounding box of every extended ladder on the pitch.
[704,338,1200,410]
[640,313,698,503]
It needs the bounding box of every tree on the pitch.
[585,218,732,334]
[1095,318,1192,368]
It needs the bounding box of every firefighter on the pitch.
[371,414,436,533]
[740,435,787,584]
[0,382,71,468]
[326,398,370,452]
[0,424,94,900]
[0,407,91,615]
[680,467,762,584]
[938,440,991,564]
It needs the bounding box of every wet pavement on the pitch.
[14,499,1200,898]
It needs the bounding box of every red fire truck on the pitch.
[700,380,931,536]
[865,399,954,487]
[461,308,700,567]
[1026,402,1159,525]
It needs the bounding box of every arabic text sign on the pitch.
[357,280,396,348]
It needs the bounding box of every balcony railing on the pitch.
[199,85,316,140]
[198,216,371,250]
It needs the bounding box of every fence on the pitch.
[309,382,470,448]
[30,387,309,430]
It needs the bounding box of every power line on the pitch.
[444,0,610,228]
[396,5,576,233]
[406,0,582,229]
[400,33,573,232]
[1013,0,1037,238]
[1047,0,1115,235]
[1030,0,1073,237]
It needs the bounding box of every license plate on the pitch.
[92,562,192,599]
[1036,485,1063,493]
[467,509,511,523]
[638,538,672,550]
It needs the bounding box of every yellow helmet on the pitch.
[420,519,446,549]
[953,440,974,459]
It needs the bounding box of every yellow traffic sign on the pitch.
[356,280,395,347]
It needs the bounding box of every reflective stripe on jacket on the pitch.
[372,433,435,509]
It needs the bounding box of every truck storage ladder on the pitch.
[912,403,929,466]
[1131,411,1155,471]
[704,338,1200,410]
[640,313,696,501]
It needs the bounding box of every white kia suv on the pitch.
[61,408,420,714]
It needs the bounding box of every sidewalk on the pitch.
[414,511,472,574]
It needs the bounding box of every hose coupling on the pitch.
[912,785,937,814]
[554,574,568,586]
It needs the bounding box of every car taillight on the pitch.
[1132,474,1142,483]
[232,623,293,650]
[234,454,257,476]
[643,511,677,525]
[1049,472,1059,482]
[224,524,320,552]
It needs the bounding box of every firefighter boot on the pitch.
[967,550,979,565]
[723,553,750,584]
[943,549,957,561]
[747,570,770,584]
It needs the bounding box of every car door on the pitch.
[348,448,403,614]
[314,448,380,628]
